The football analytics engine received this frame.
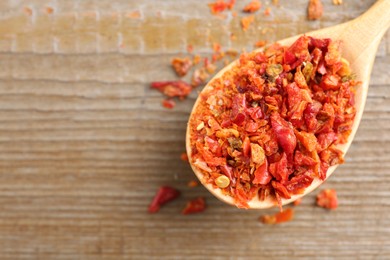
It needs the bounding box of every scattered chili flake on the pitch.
[213,42,222,52]
[191,68,210,88]
[254,40,267,48]
[148,186,181,213]
[188,36,358,209]
[182,197,206,215]
[293,198,302,206]
[241,15,255,31]
[193,55,202,65]
[243,0,262,13]
[162,99,176,109]
[308,0,323,20]
[332,0,342,5]
[171,57,193,77]
[264,7,271,16]
[187,180,199,187]
[187,44,194,53]
[151,81,192,99]
[23,7,33,16]
[45,6,54,14]
[128,10,141,19]
[206,63,217,74]
[260,208,294,224]
[316,189,338,209]
[208,0,235,15]
[181,152,189,162]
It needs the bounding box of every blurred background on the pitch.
[0,0,389,259]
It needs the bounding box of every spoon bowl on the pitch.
[186,0,390,209]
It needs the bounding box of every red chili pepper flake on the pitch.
[243,0,262,13]
[171,57,193,77]
[180,152,189,162]
[241,15,255,31]
[193,55,202,65]
[45,6,54,14]
[187,44,194,54]
[260,208,294,224]
[293,198,302,206]
[128,10,141,19]
[191,68,210,88]
[162,99,176,109]
[188,36,358,209]
[264,7,271,16]
[23,7,33,16]
[308,0,323,20]
[316,189,338,209]
[148,186,181,213]
[254,40,267,48]
[151,81,192,99]
[208,0,235,15]
[182,197,206,215]
[187,180,199,188]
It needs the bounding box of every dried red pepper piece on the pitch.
[171,57,193,77]
[243,0,262,13]
[293,198,302,206]
[182,197,206,215]
[187,180,199,188]
[162,99,176,109]
[260,208,294,224]
[151,81,192,99]
[180,152,189,162]
[308,0,323,20]
[188,36,358,209]
[241,15,255,31]
[316,189,338,209]
[208,0,235,14]
[148,186,181,213]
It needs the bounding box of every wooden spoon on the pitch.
[186,0,390,209]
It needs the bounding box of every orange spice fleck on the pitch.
[180,152,189,162]
[264,7,271,16]
[243,0,262,13]
[23,7,33,16]
[308,0,323,20]
[187,180,199,188]
[213,42,221,52]
[162,99,176,109]
[193,55,202,65]
[128,10,141,19]
[254,40,267,48]
[187,44,194,53]
[293,198,302,206]
[45,6,54,14]
[260,208,294,224]
[241,15,255,31]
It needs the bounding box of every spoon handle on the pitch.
[352,0,390,46]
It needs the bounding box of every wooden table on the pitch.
[0,0,389,259]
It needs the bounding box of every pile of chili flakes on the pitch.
[188,35,358,209]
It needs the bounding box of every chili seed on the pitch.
[196,121,205,131]
[302,61,313,82]
[215,175,230,188]
[266,64,283,77]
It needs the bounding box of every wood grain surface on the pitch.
[0,0,389,259]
